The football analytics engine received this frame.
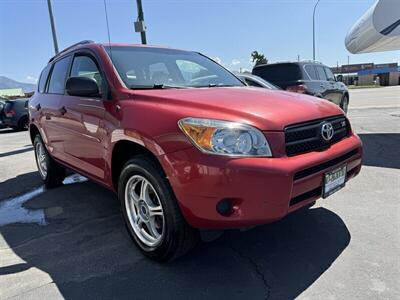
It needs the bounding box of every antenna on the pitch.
[103,0,112,59]
[103,0,116,95]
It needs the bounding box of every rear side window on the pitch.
[38,65,51,93]
[48,56,71,94]
[253,64,301,83]
[324,67,335,81]
[315,66,327,81]
[304,65,318,80]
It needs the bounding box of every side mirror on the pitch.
[66,77,100,97]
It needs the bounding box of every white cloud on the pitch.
[26,75,38,83]
[231,59,241,66]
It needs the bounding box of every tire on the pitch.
[340,95,349,114]
[17,116,29,131]
[118,155,199,262]
[34,135,66,189]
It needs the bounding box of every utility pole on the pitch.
[135,0,147,44]
[47,0,59,54]
[347,55,350,66]
[312,0,320,61]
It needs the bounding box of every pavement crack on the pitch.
[229,245,271,300]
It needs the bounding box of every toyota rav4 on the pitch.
[29,41,362,261]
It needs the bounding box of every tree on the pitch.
[251,51,268,66]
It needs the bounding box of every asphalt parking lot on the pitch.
[0,87,399,300]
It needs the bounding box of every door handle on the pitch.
[59,106,67,115]
[35,103,41,111]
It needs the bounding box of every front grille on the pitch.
[293,149,358,180]
[285,115,349,156]
[290,187,322,206]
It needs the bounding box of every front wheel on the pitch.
[34,135,66,188]
[118,155,198,262]
[340,95,349,114]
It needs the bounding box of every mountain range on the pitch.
[0,76,36,93]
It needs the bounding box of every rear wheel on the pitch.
[17,116,29,131]
[118,155,198,262]
[340,95,349,114]
[34,135,66,188]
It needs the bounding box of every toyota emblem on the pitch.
[321,122,334,141]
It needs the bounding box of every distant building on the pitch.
[0,88,25,98]
[331,63,399,86]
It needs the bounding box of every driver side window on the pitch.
[70,55,103,95]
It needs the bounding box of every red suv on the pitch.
[29,41,362,261]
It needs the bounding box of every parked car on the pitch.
[234,72,280,89]
[252,61,349,113]
[1,98,29,131]
[0,98,6,129]
[30,41,362,261]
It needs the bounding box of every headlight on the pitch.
[178,118,272,157]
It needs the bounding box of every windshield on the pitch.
[105,46,244,89]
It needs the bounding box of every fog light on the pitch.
[216,199,233,216]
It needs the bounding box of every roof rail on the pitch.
[48,40,94,63]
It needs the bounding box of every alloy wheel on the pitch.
[36,142,48,178]
[124,175,165,247]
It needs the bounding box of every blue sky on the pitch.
[0,0,399,84]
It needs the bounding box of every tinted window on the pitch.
[324,67,335,81]
[70,55,103,94]
[105,46,243,88]
[252,64,301,83]
[305,65,318,80]
[38,65,51,93]
[4,102,13,112]
[245,78,262,87]
[315,66,327,81]
[48,56,71,94]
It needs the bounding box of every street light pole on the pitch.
[47,0,59,54]
[312,0,320,61]
[136,0,147,44]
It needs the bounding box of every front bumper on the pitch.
[159,134,362,229]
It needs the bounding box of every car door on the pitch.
[315,65,336,103]
[324,67,342,105]
[40,56,72,157]
[56,52,107,180]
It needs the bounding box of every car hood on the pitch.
[131,87,344,131]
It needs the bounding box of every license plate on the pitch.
[323,165,347,198]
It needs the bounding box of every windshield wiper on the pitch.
[207,83,237,88]
[129,84,187,90]
[152,84,186,89]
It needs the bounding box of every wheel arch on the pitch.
[111,140,167,191]
[29,123,40,144]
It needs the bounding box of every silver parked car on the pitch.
[234,72,280,90]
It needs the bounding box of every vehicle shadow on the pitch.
[0,146,33,158]
[0,171,42,200]
[358,133,400,169]
[0,128,15,134]
[0,179,350,299]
